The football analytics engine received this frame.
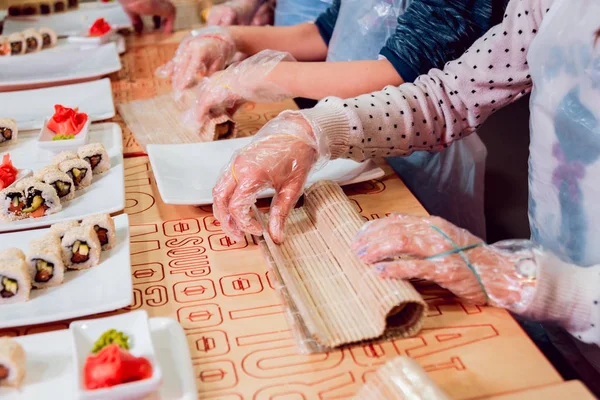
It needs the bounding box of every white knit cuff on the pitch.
[300,99,354,160]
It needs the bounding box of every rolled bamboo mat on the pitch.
[256,180,426,352]
[352,357,450,400]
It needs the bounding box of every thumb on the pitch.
[268,176,304,244]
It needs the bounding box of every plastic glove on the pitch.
[352,214,538,312]
[250,1,274,26]
[155,27,237,92]
[212,111,330,244]
[184,50,294,129]
[207,0,261,26]
[118,0,175,33]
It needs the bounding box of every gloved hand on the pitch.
[155,27,237,92]
[184,50,294,129]
[352,214,538,312]
[207,0,261,26]
[118,0,175,33]
[212,111,329,244]
[250,1,274,26]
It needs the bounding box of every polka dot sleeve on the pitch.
[301,0,554,161]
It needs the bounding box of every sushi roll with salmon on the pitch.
[38,28,57,49]
[52,151,78,166]
[41,169,75,201]
[0,338,26,388]
[59,158,92,191]
[81,214,115,251]
[50,220,79,240]
[0,188,26,221]
[0,37,11,57]
[0,255,31,305]
[61,225,101,270]
[21,181,62,218]
[7,33,25,56]
[34,165,59,180]
[78,143,110,175]
[22,29,43,54]
[27,234,65,289]
[0,119,18,147]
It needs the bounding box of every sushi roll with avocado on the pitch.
[52,151,78,166]
[0,255,31,305]
[61,225,101,270]
[0,188,26,221]
[59,159,92,190]
[81,214,115,251]
[27,234,65,289]
[0,248,25,263]
[7,33,25,56]
[50,220,79,240]
[0,119,18,147]
[22,29,43,54]
[21,181,62,218]
[41,169,75,201]
[77,143,110,175]
[38,27,57,49]
[34,165,59,180]
[0,337,26,388]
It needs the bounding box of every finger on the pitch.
[229,177,266,237]
[212,170,243,240]
[375,259,441,280]
[352,214,423,250]
[268,175,304,244]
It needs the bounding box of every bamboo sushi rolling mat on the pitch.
[0,28,593,399]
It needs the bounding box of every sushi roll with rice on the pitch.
[78,143,110,175]
[38,28,57,48]
[67,0,78,9]
[0,118,18,147]
[22,29,43,53]
[50,220,79,240]
[7,33,25,56]
[52,151,78,166]
[0,248,25,263]
[34,165,59,180]
[59,158,92,190]
[27,234,65,289]
[15,177,38,192]
[53,0,66,12]
[61,225,101,270]
[0,188,26,221]
[41,169,75,201]
[0,255,31,305]
[0,37,11,57]
[21,3,40,15]
[21,181,62,218]
[0,338,26,388]
[81,214,116,251]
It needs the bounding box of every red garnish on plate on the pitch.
[89,18,112,37]
[47,105,88,136]
[0,154,18,190]
[84,344,153,390]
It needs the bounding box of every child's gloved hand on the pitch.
[155,27,237,92]
[206,0,261,26]
[352,214,538,311]
[212,112,327,244]
[118,0,175,33]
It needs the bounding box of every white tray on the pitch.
[3,2,132,36]
[0,79,115,131]
[0,123,125,233]
[0,317,197,400]
[0,42,121,92]
[147,137,385,205]
[0,214,132,329]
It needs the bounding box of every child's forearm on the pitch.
[267,59,404,100]
[229,23,328,61]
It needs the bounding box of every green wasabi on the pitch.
[52,134,75,141]
[91,329,130,354]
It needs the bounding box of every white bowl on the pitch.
[37,117,90,153]
[70,310,163,400]
[68,29,115,46]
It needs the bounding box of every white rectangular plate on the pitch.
[0,123,125,233]
[3,3,132,36]
[0,317,197,400]
[0,79,115,131]
[147,137,385,205]
[0,42,121,91]
[0,214,132,329]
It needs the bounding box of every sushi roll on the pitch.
[53,0,66,12]
[21,3,40,15]
[41,169,75,201]
[7,33,25,56]
[27,234,65,289]
[0,248,26,263]
[50,220,80,240]
[0,188,26,221]
[0,337,26,388]
[0,256,31,304]
[7,5,22,17]
[21,181,62,219]
[67,0,78,9]
[78,143,110,175]
[52,151,78,166]
[81,214,116,251]
[39,2,52,14]
[61,225,101,270]
[0,37,11,57]
[38,28,57,49]
[34,165,59,180]
[0,118,18,147]
[14,177,39,192]
[22,29,43,54]
[59,159,92,191]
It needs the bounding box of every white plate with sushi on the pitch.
[0,214,131,329]
[3,2,132,37]
[147,137,386,205]
[0,79,115,131]
[0,317,197,399]
[0,123,125,233]
[0,42,121,92]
